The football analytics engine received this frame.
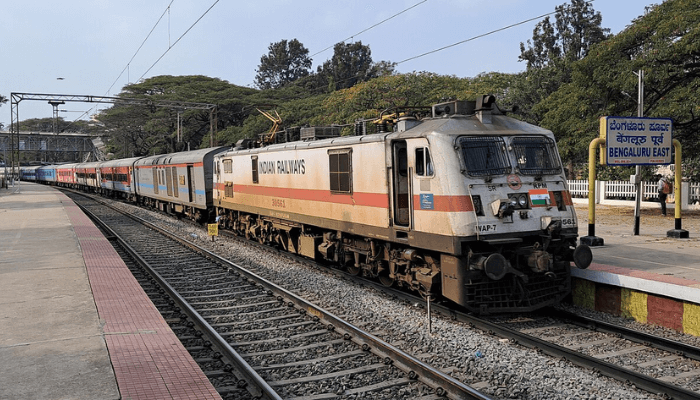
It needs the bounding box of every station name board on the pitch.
[600,116,672,165]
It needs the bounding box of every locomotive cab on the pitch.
[389,97,592,312]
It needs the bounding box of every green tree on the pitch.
[519,0,609,68]
[512,0,609,124]
[317,41,377,90]
[317,71,515,128]
[255,39,312,90]
[537,0,700,180]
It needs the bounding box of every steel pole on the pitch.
[633,70,643,235]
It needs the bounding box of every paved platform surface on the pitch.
[572,200,700,335]
[0,182,221,400]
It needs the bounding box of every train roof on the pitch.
[134,146,229,166]
[219,133,390,157]
[100,156,144,168]
[75,161,103,170]
[219,113,553,157]
[55,163,80,170]
[388,114,552,140]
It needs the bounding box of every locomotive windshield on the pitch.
[459,136,510,177]
[511,136,562,175]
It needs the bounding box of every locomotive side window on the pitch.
[328,149,352,194]
[459,136,510,177]
[252,156,259,184]
[415,147,434,177]
[511,136,562,175]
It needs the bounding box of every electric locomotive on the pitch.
[213,96,591,314]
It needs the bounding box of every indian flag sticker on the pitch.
[529,189,550,207]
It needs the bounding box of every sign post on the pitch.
[208,223,218,242]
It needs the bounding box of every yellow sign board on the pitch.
[207,223,218,236]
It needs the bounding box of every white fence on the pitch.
[567,180,700,209]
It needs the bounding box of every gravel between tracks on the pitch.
[108,198,700,399]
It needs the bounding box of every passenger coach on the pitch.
[134,147,227,221]
[98,157,141,200]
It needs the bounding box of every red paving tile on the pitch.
[58,193,221,400]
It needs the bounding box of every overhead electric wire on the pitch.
[309,0,428,59]
[105,0,175,96]
[71,1,219,126]
[396,10,558,65]
[138,0,220,80]
[319,5,581,92]
[65,1,177,127]
[395,1,594,65]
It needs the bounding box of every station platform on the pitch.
[571,200,700,336]
[0,182,221,400]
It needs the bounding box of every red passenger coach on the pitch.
[75,162,101,192]
[98,157,142,200]
[56,164,78,187]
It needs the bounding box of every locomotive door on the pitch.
[187,165,195,203]
[392,140,412,229]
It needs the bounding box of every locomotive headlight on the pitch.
[518,194,528,208]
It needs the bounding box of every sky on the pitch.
[1,0,654,127]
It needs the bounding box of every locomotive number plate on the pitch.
[477,224,497,233]
[561,218,575,227]
[272,198,286,208]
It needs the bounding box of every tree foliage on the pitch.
[512,0,609,124]
[316,72,514,128]
[520,0,609,68]
[315,41,396,91]
[255,39,312,90]
[534,0,700,180]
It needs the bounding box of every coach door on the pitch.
[392,140,412,231]
[187,165,195,203]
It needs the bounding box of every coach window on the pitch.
[415,147,434,177]
[252,156,259,184]
[329,149,352,194]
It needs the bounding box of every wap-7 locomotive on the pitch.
[214,96,592,313]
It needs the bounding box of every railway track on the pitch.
[342,272,700,399]
[209,207,700,399]
[487,309,700,399]
[67,191,490,400]
[204,209,700,399]
[109,243,255,399]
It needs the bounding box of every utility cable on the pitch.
[72,1,217,127]
[396,10,557,65]
[309,0,428,59]
[138,0,220,80]
[105,0,175,96]
[396,1,594,65]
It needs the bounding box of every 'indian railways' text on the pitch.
[259,159,306,175]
